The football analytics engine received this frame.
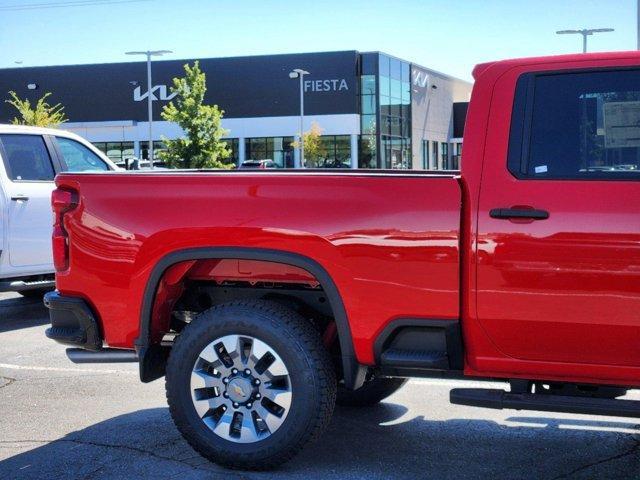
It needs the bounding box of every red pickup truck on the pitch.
[45,51,640,470]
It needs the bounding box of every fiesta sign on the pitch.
[304,79,349,92]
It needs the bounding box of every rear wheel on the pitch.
[337,375,407,407]
[165,300,336,470]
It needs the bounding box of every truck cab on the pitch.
[0,125,117,296]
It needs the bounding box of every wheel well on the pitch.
[136,248,365,389]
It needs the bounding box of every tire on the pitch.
[337,375,407,407]
[18,288,50,299]
[165,300,336,470]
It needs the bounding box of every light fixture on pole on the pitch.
[289,68,310,168]
[125,49,172,169]
[556,28,614,53]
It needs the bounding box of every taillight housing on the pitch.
[51,188,78,272]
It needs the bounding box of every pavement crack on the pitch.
[551,437,640,479]
[0,375,16,389]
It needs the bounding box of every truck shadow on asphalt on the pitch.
[0,295,48,333]
[1,402,638,479]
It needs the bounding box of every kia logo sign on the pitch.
[133,85,177,102]
[304,79,349,93]
[412,71,429,89]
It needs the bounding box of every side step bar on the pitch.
[450,388,640,419]
[66,348,138,364]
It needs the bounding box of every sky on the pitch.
[0,0,638,81]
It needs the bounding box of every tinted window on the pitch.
[0,134,55,181]
[57,137,109,172]
[509,69,640,180]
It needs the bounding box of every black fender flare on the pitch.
[135,247,366,389]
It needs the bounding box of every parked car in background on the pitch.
[0,125,118,297]
[239,159,277,169]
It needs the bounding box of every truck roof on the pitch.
[472,50,640,80]
[0,123,84,138]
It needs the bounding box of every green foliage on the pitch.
[159,61,232,169]
[5,91,67,127]
[291,122,327,167]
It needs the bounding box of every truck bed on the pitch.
[55,170,461,364]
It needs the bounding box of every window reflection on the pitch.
[245,137,294,168]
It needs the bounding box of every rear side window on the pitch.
[56,137,109,172]
[0,134,55,181]
[508,69,640,180]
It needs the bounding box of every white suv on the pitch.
[0,125,118,297]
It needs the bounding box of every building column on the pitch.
[238,137,246,166]
[293,146,301,169]
[350,134,358,169]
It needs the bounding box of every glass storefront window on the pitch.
[401,82,411,104]
[390,58,402,80]
[379,95,391,116]
[361,94,376,115]
[422,140,429,169]
[307,135,351,168]
[93,141,134,167]
[441,142,449,169]
[401,62,410,83]
[379,54,390,77]
[379,76,390,98]
[359,53,412,170]
[222,138,239,164]
[390,79,402,100]
[401,118,410,138]
[451,143,462,170]
[389,117,401,137]
[140,141,166,162]
[335,136,350,151]
[390,102,401,118]
[245,137,294,168]
[361,75,376,96]
[358,135,377,168]
[432,141,439,169]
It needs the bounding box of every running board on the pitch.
[450,388,640,419]
[66,348,138,364]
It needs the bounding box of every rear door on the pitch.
[0,134,60,270]
[476,67,640,368]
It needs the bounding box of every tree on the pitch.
[292,121,327,167]
[5,91,67,127]
[159,61,232,169]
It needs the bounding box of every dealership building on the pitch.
[0,51,471,170]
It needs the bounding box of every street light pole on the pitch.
[289,68,310,168]
[125,49,172,169]
[556,28,614,53]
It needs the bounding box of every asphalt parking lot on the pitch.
[0,291,639,479]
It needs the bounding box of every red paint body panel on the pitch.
[462,51,640,387]
[54,173,461,365]
[187,259,320,286]
[54,51,640,388]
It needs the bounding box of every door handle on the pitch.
[11,195,29,202]
[490,208,549,220]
